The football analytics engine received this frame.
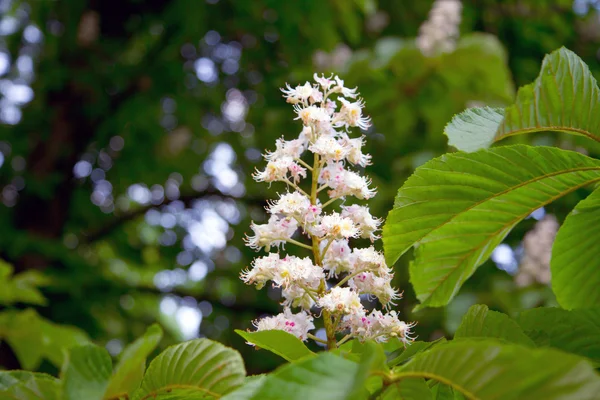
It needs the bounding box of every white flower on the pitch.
[417,0,462,56]
[338,134,371,167]
[309,136,349,162]
[351,247,390,277]
[341,204,381,241]
[240,252,281,289]
[252,308,315,342]
[245,215,298,251]
[265,138,306,161]
[253,157,307,184]
[295,105,331,126]
[320,163,376,200]
[313,73,335,91]
[318,287,363,315]
[281,82,314,104]
[344,309,415,344]
[349,272,401,307]
[315,213,359,239]
[268,192,321,225]
[332,76,358,99]
[335,98,371,130]
[322,239,353,277]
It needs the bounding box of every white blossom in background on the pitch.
[241,74,414,347]
[515,215,558,287]
[417,0,462,57]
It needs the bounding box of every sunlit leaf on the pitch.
[104,324,163,399]
[235,329,314,362]
[132,338,245,400]
[62,344,112,400]
[383,145,600,309]
[445,47,600,152]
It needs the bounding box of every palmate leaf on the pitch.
[234,330,314,362]
[445,47,600,152]
[396,340,600,399]
[382,145,600,309]
[551,186,600,309]
[516,308,600,364]
[131,338,245,400]
[455,305,535,347]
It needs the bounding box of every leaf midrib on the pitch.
[389,163,600,249]
[497,126,600,143]
[416,173,600,305]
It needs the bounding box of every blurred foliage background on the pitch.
[1,0,600,375]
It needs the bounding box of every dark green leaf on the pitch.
[397,340,600,399]
[455,304,535,346]
[517,308,600,364]
[382,378,432,400]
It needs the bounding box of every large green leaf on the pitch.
[517,308,600,364]
[396,340,600,399]
[455,305,535,347]
[551,187,600,309]
[241,352,364,400]
[0,371,61,400]
[446,47,600,152]
[104,324,163,399]
[234,330,314,362]
[383,145,600,309]
[132,338,245,400]
[0,309,89,370]
[62,344,113,400]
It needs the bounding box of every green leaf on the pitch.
[455,304,535,347]
[132,338,245,400]
[244,352,363,400]
[0,260,48,306]
[551,187,600,309]
[0,371,61,400]
[397,340,600,399]
[445,47,600,152]
[221,376,267,400]
[62,344,112,400]
[234,329,315,362]
[383,145,600,309]
[0,309,89,370]
[431,384,454,400]
[381,378,432,400]
[445,107,505,152]
[104,324,163,399]
[387,338,447,368]
[517,308,600,364]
